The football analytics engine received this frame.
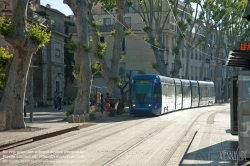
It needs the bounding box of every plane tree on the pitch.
[134,0,171,76]
[63,0,93,115]
[87,0,129,100]
[0,0,51,130]
[0,46,12,89]
[218,0,249,101]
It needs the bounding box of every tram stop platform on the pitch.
[167,103,250,166]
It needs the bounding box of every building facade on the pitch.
[0,0,67,105]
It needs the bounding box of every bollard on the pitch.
[103,111,107,118]
[85,113,90,122]
[68,115,74,123]
[80,114,85,123]
[98,112,103,119]
[74,114,80,123]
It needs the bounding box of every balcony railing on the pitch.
[98,24,115,32]
[205,59,210,64]
[27,11,64,34]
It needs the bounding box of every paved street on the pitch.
[0,103,248,166]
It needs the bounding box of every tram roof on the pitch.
[226,50,250,68]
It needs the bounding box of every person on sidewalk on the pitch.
[24,97,29,117]
[53,91,58,110]
[105,100,110,116]
[105,92,111,103]
[57,93,62,111]
[101,94,104,114]
[117,99,125,115]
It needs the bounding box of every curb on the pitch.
[0,123,95,151]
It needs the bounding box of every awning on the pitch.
[74,84,107,89]
[91,84,107,89]
[226,50,250,68]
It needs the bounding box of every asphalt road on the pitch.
[0,104,240,166]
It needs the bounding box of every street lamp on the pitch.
[243,0,250,21]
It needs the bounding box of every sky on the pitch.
[40,1,198,17]
[40,0,73,16]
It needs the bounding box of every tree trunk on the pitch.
[0,49,32,130]
[88,0,128,101]
[152,49,167,76]
[172,54,181,78]
[64,0,92,115]
[0,0,38,130]
[75,52,92,114]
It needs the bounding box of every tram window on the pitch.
[162,84,168,96]
[176,84,182,97]
[133,80,152,103]
[184,86,190,98]
[192,86,198,98]
[153,83,161,103]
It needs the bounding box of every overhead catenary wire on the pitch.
[98,2,227,62]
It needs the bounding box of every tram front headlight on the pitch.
[148,104,151,107]
[132,104,136,107]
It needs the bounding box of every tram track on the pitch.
[0,116,152,164]
[1,105,223,166]
[101,107,221,166]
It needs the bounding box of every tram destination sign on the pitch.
[239,41,250,50]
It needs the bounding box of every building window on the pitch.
[195,50,197,60]
[122,38,125,51]
[56,81,60,93]
[55,49,60,57]
[100,37,104,42]
[195,66,197,78]
[104,18,111,25]
[124,17,131,28]
[182,49,185,58]
[191,66,193,78]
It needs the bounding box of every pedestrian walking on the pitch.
[101,94,104,114]
[117,99,125,115]
[105,92,111,103]
[24,97,29,117]
[53,91,58,110]
[57,93,62,111]
[105,100,110,116]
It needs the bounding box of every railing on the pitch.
[27,11,65,34]
[98,25,115,32]
[205,59,210,64]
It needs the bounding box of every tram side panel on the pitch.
[198,81,207,106]
[161,83,175,113]
[191,80,199,107]
[153,82,162,115]
[174,79,183,110]
[181,80,192,109]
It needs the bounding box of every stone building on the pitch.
[0,0,67,105]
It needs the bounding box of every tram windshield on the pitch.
[133,80,153,103]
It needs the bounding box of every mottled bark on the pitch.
[64,0,92,115]
[0,0,38,130]
[88,0,128,101]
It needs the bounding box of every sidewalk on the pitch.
[0,105,131,151]
[0,105,81,150]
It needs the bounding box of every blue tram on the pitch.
[129,75,215,115]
